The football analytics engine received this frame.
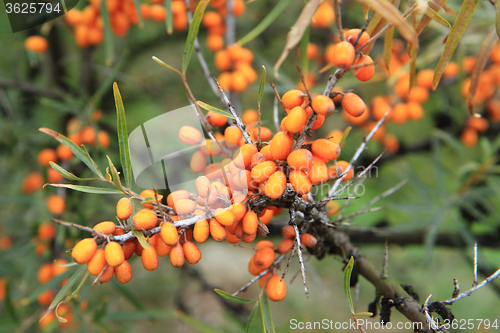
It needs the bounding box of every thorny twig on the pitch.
[232,254,286,296]
[381,237,389,279]
[290,206,309,298]
[333,0,345,41]
[441,268,500,305]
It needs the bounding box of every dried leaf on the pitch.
[415,0,447,35]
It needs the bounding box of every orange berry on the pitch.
[232,0,245,16]
[331,41,355,68]
[242,109,258,124]
[259,208,274,225]
[233,144,258,169]
[416,69,434,89]
[169,243,185,267]
[311,2,334,28]
[179,126,202,145]
[173,12,188,31]
[251,161,277,183]
[300,233,317,247]
[461,128,478,147]
[443,61,459,78]
[155,237,172,257]
[98,265,114,283]
[115,260,132,283]
[277,238,294,254]
[57,143,73,161]
[264,170,287,199]
[353,54,375,82]
[265,275,287,301]
[467,117,488,133]
[342,93,366,117]
[174,199,196,215]
[38,222,56,240]
[345,29,370,50]
[182,241,202,264]
[47,167,63,183]
[254,247,275,269]
[206,34,224,52]
[207,111,227,127]
[140,4,150,19]
[311,139,341,162]
[282,89,305,110]
[259,272,271,288]
[37,263,54,284]
[140,189,163,209]
[252,126,272,141]
[225,126,243,149]
[242,210,258,235]
[122,240,136,260]
[392,103,409,125]
[311,95,335,116]
[87,248,107,275]
[328,160,353,181]
[72,238,97,264]
[270,131,294,160]
[191,150,207,173]
[22,171,44,194]
[285,107,308,133]
[53,258,69,277]
[250,152,269,168]
[202,11,222,28]
[214,208,235,226]
[248,256,265,275]
[39,312,56,330]
[383,134,400,153]
[407,86,429,104]
[242,232,256,243]
[462,56,476,74]
[289,170,312,194]
[25,36,48,53]
[255,240,275,250]
[132,209,158,230]
[116,197,133,220]
[287,149,313,170]
[231,203,247,221]
[407,102,424,121]
[210,218,226,241]
[141,246,159,271]
[214,50,231,72]
[38,148,58,167]
[105,242,125,267]
[47,194,65,215]
[365,122,385,141]
[195,176,211,198]
[371,96,391,121]
[160,222,179,246]
[282,225,295,239]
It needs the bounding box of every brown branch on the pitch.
[0,77,66,99]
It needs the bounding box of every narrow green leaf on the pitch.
[132,0,143,28]
[165,0,173,34]
[432,0,479,90]
[178,313,220,333]
[214,289,257,304]
[339,126,351,149]
[409,44,418,89]
[81,144,104,178]
[45,183,124,195]
[40,128,103,178]
[53,260,79,268]
[197,101,235,119]
[383,26,394,70]
[237,0,294,46]
[106,156,129,194]
[257,66,266,110]
[425,6,451,28]
[49,162,101,182]
[182,0,210,75]
[467,28,498,115]
[343,256,355,315]
[48,265,86,311]
[131,230,150,249]
[245,301,264,333]
[300,27,310,74]
[259,293,276,333]
[113,83,133,189]
[111,280,145,310]
[100,0,114,66]
[152,56,181,75]
[4,281,19,325]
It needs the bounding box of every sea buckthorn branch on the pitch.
[214,77,253,144]
[291,212,308,298]
[225,0,236,45]
[232,254,286,296]
[327,109,391,197]
[51,219,107,239]
[333,0,345,41]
